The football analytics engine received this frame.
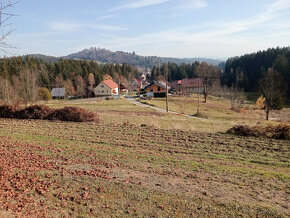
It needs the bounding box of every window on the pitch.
[107,90,108,93]
[102,90,104,93]
[157,86,161,91]
[150,88,153,92]
[101,85,104,88]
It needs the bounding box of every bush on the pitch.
[0,104,98,122]
[227,124,290,140]
[38,87,52,101]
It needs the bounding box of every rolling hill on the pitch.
[65,47,223,69]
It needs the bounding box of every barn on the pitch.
[51,88,66,99]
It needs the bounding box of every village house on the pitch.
[120,83,128,94]
[171,78,202,94]
[51,88,66,99]
[94,79,118,96]
[131,79,142,92]
[144,81,169,97]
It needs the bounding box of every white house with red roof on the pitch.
[94,79,119,96]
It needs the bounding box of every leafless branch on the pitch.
[0,0,19,53]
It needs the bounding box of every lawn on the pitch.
[0,97,289,217]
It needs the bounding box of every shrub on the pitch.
[227,124,290,140]
[0,104,98,122]
[38,87,52,101]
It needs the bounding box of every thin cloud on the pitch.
[99,0,290,54]
[110,0,170,11]
[49,21,82,32]
[179,0,207,10]
[48,21,128,32]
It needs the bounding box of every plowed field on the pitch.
[0,118,289,217]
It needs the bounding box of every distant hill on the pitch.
[26,54,60,63]
[65,47,222,69]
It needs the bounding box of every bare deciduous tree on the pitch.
[75,75,86,97]
[0,77,15,104]
[259,68,285,120]
[16,67,39,105]
[102,74,113,81]
[88,73,95,96]
[195,62,221,103]
[0,1,18,53]
[64,79,76,97]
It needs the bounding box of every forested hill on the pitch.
[65,47,222,69]
[222,47,290,96]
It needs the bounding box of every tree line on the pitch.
[221,47,290,97]
[0,56,138,104]
[150,62,203,82]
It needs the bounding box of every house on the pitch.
[171,78,202,94]
[120,83,128,94]
[131,79,142,92]
[140,72,147,82]
[51,88,66,99]
[94,79,118,96]
[144,81,169,97]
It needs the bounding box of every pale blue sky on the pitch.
[3,0,290,58]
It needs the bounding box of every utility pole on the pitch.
[165,64,169,112]
[197,78,200,115]
[118,77,121,99]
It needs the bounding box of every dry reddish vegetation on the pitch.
[0,119,289,217]
[0,104,98,122]
[0,138,57,217]
[228,124,290,140]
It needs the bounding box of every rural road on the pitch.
[125,96,203,119]
[125,96,179,114]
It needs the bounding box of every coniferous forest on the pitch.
[221,47,290,97]
[0,56,138,90]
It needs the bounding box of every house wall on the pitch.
[94,83,118,96]
[146,85,165,93]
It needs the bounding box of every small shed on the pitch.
[51,88,66,99]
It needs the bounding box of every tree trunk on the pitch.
[266,108,269,120]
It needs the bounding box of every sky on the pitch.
[2,0,290,59]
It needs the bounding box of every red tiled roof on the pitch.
[102,80,118,89]
[181,78,203,88]
[136,78,142,84]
